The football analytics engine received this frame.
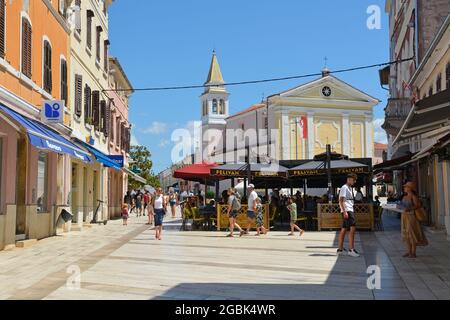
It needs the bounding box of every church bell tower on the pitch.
[200,51,229,160]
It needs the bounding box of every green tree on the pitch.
[128,145,160,190]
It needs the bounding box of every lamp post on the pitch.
[326,144,332,204]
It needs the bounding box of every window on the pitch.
[36,152,48,213]
[74,74,82,117]
[446,62,450,89]
[429,86,433,97]
[86,10,94,50]
[100,99,107,134]
[116,120,121,147]
[219,99,225,114]
[75,0,81,34]
[96,26,102,62]
[58,0,65,17]
[103,40,109,71]
[110,109,115,142]
[436,73,442,93]
[0,0,5,58]
[43,40,52,94]
[60,59,68,103]
[91,90,100,130]
[84,84,92,123]
[21,17,32,78]
[212,99,218,114]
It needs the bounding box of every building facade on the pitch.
[0,0,89,250]
[383,0,450,161]
[393,13,450,235]
[68,0,115,229]
[107,57,133,218]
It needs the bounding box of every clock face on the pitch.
[322,86,332,97]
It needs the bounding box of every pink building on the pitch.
[107,57,133,218]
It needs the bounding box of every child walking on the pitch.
[255,197,268,235]
[122,204,129,226]
[287,197,304,236]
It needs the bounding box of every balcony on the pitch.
[382,98,412,136]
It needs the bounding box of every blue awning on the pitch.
[0,104,92,163]
[80,142,122,170]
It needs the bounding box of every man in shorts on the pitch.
[246,184,258,234]
[337,173,360,257]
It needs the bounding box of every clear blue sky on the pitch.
[108,0,389,174]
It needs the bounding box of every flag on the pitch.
[296,116,308,139]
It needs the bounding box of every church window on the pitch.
[219,99,225,114]
[212,99,218,114]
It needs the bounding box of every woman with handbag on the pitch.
[401,182,428,258]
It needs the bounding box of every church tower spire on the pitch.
[204,50,226,93]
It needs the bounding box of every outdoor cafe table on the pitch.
[216,204,270,230]
[317,203,374,231]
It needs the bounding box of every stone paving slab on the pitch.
[0,214,449,300]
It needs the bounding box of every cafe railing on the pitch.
[317,203,374,231]
[216,204,270,230]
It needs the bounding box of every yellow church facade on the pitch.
[269,70,380,161]
[199,52,379,163]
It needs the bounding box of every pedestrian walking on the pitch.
[246,184,258,234]
[143,191,150,216]
[337,173,360,257]
[255,197,268,236]
[226,188,245,237]
[401,182,428,258]
[124,191,132,212]
[146,191,154,225]
[168,188,177,219]
[287,196,304,236]
[152,187,167,240]
[135,192,143,217]
[121,203,129,226]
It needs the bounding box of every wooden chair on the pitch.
[296,215,308,229]
[192,207,207,230]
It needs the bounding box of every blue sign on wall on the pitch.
[41,100,64,124]
[108,155,125,168]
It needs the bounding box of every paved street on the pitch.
[0,213,450,300]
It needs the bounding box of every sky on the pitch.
[108,0,389,174]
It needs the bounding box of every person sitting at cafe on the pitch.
[374,196,381,207]
[354,187,364,203]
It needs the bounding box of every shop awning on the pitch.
[210,163,289,178]
[373,154,415,173]
[80,142,121,170]
[0,104,91,163]
[288,159,369,177]
[123,167,147,184]
[173,161,219,182]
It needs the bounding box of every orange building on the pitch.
[0,0,91,250]
[0,0,70,120]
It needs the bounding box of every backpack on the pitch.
[232,194,241,211]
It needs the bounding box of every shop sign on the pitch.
[41,100,64,124]
[108,155,124,168]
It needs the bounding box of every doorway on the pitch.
[71,163,78,223]
[15,137,27,239]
